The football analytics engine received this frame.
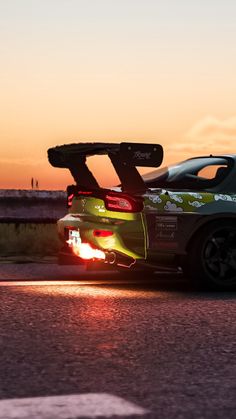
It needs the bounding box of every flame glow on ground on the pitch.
[0,282,164,299]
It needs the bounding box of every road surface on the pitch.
[0,263,235,418]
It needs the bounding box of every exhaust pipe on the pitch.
[105,251,116,264]
[105,251,136,268]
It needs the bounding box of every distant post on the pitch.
[31,177,34,189]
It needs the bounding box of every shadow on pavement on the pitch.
[1,263,236,298]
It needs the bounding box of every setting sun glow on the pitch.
[1,1,236,189]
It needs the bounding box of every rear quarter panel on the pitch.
[143,190,236,258]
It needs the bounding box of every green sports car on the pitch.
[48,142,236,290]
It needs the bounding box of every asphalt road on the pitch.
[0,263,236,418]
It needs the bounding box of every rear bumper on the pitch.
[59,244,136,267]
[57,213,146,261]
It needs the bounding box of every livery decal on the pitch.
[148,195,163,204]
[214,194,234,202]
[145,204,158,211]
[146,215,178,246]
[95,204,106,213]
[188,201,205,208]
[188,192,203,199]
[168,192,183,203]
[164,201,184,212]
[145,191,221,214]
[133,151,151,161]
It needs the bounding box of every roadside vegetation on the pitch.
[0,223,61,256]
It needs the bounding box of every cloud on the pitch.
[167,116,236,155]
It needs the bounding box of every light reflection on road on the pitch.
[0,280,161,298]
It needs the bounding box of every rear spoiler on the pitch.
[48,142,163,193]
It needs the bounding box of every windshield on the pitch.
[142,157,232,190]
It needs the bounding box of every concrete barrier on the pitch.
[0,189,67,220]
[0,190,67,256]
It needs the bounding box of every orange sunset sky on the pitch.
[1,0,236,190]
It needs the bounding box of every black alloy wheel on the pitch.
[202,226,236,285]
[186,221,236,290]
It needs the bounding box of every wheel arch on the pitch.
[185,214,236,253]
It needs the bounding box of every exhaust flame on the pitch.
[67,240,106,260]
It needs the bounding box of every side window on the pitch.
[197,165,228,180]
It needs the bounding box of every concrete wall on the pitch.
[0,190,67,256]
[0,189,67,221]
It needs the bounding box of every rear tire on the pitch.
[184,220,236,290]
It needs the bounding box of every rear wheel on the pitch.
[184,221,236,290]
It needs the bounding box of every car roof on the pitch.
[184,154,236,161]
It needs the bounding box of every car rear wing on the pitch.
[48,142,163,193]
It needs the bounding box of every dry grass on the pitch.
[0,223,61,256]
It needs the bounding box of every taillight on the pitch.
[67,193,74,207]
[93,230,114,237]
[105,194,143,213]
